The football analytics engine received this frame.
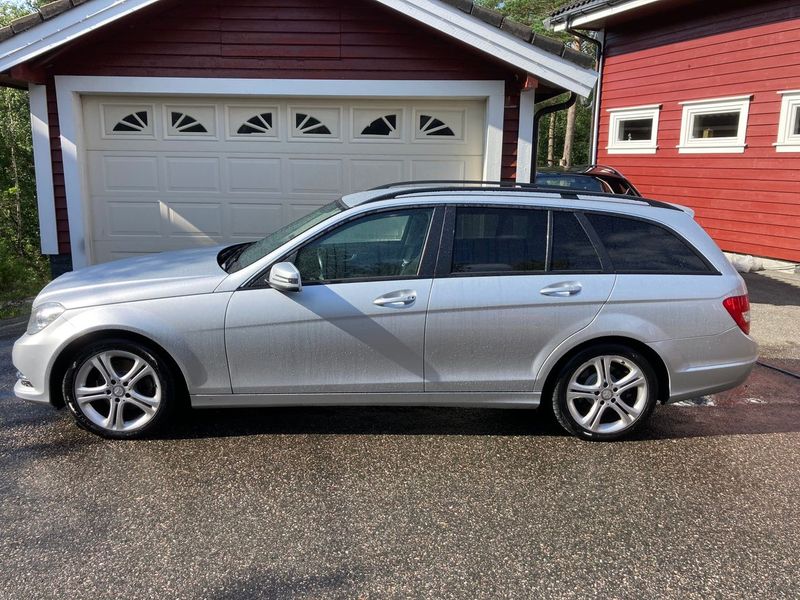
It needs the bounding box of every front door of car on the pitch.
[424,206,616,392]
[225,206,441,394]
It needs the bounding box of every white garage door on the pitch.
[81,95,486,263]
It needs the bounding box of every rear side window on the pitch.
[585,213,711,273]
[551,212,602,271]
[452,207,547,273]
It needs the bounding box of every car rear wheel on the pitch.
[552,344,658,441]
[63,339,175,439]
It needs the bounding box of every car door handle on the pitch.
[540,282,582,297]
[373,290,417,307]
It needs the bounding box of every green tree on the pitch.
[0,0,51,317]
[479,0,596,168]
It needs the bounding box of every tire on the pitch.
[62,338,176,439]
[551,344,658,441]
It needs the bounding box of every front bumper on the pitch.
[12,316,77,405]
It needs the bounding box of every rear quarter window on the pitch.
[585,213,712,273]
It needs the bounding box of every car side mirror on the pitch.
[268,262,302,292]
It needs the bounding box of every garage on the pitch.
[82,96,486,263]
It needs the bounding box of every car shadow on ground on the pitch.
[144,402,800,442]
[743,272,800,307]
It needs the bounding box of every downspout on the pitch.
[567,25,604,164]
[530,92,578,182]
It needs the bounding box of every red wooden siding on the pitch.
[598,14,800,262]
[36,0,524,252]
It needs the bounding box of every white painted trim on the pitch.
[677,95,751,154]
[0,0,597,97]
[774,90,800,153]
[679,94,753,106]
[369,0,597,96]
[550,0,665,31]
[0,0,162,72]
[606,104,661,155]
[54,76,506,268]
[28,84,58,255]
[589,29,605,163]
[516,88,535,183]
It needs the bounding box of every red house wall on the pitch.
[597,3,800,262]
[34,0,525,255]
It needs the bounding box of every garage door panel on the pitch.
[164,157,221,192]
[288,158,343,194]
[84,95,486,264]
[167,203,223,237]
[226,158,282,192]
[350,159,405,191]
[230,204,284,237]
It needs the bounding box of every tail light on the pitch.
[723,294,750,335]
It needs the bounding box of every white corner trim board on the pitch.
[55,76,506,269]
[516,88,535,183]
[28,84,58,255]
[0,0,162,72]
[0,0,597,98]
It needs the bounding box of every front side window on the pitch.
[585,213,710,273]
[606,105,661,154]
[678,95,751,153]
[775,90,800,152]
[451,207,547,273]
[294,209,434,282]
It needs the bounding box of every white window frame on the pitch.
[775,90,800,152]
[677,95,752,154]
[606,104,661,154]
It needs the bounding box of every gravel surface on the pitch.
[1,272,798,599]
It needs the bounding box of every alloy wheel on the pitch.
[73,350,162,433]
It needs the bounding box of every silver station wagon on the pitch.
[13,182,757,440]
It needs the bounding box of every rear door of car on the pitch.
[424,204,616,392]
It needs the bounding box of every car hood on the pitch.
[35,246,230,309]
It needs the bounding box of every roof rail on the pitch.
[370,179,541,191]
[360,184,681,211]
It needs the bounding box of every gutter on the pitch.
[567,27,604,163]
[530,92,578,181]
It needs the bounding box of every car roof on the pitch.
[341,181,687,213]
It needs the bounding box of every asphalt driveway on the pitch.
[1,272,798,600]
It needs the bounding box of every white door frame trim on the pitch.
[515,88,535,183]
[54,75,506,268]
[29,83,59,255]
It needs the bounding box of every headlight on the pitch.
[27,302,65,335]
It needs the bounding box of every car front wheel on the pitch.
[552,344,658,441]
[63,339,175,439]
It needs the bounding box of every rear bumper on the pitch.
[652,327,758,403]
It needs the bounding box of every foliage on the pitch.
[478,0,595,168]
[0,0,52,318]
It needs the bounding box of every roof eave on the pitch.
[546,0,666,32]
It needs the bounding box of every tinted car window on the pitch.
[452,207,547,273]
[551,212,602,271]
[294,208,433,282]
[586,213,710,273]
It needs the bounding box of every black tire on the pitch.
[62,338,176,439]
[551,343,658,441]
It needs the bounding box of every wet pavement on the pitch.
[1,273,799,599]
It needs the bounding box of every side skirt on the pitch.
[191,391,541,409]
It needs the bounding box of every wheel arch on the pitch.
[539,336,671,408]
[49,329,189,408]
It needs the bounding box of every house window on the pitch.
[606,105,660,154]
[677,95,752,154]
[775,90,800,152]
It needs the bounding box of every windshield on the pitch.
[534,174,604,192]
[226,200,346,272]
